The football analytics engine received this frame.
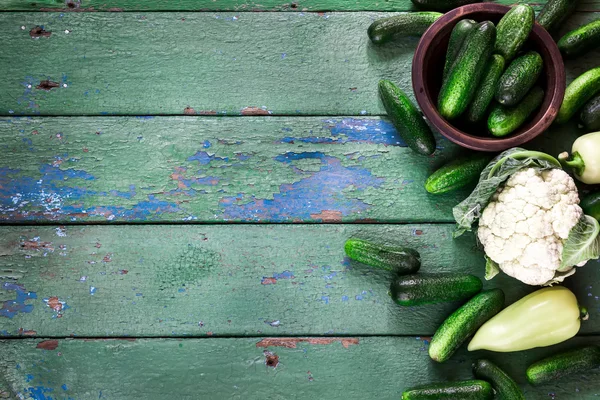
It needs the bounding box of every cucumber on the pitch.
[526,346,600,385]
[580,191,600,221]
[411,0,481,12]
[488,86,545,137]
[537,0,580,33]
[344,238,421,275]
[473,359,525,400]
[402,380,493,400]
[443,19,478,82]
[558,19,600,59]
[368,12,443,45]
[466,54,505,122]
[429,289,504,363]
[438,21,496,120]
[581,93,600,130]
[557,67,600,123]
[379,80,436,155]
[425,153,491,194]
[495,4,534,62]
[390,273,482,306]
[495,51,543,106]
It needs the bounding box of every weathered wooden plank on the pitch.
[1,12,598,116]
[2,336,600,399]
[2,224,600,337]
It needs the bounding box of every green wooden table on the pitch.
[1,1,600,399]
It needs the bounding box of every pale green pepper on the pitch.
[468,286,584,352]
[559,131,600,184]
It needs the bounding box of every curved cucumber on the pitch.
[429,289,505,363]
[379,79,436,155]
[443,19,478,81]
[344,238,421,275]
[368,12,442,45]
[581,93,600,130]
[558,19,600,59]
[557,67,600,123]
[537,0,580,33]
[402,380,493,400]
[390,273,482,306]
[425,153,491,194]
[473,359,525,400]
[580,191,600,221]
[411,0,482,12]
[495,51,543,107]
[488,86,545,137]
[495,4,534,61]
[466,54,505,122]
[526,346,600,385]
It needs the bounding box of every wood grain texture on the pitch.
[0,12,598,116]
[2,337,600,399]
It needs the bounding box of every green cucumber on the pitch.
[390,273,482,306]
[438,21,496,120]
[473,359,525,400]
[367,12,443,45]
[411,0,482,12]
[402,380,493,400]
[537,0,580,33]
[526,346,600,385]
[488,86,545,137]
[558,19,600,59]
[425,153,491,194]
[466,54,505,122]
[495,4,534,61]
[443,19,478,82]
[429,289,504,363]
[581,93,600,130]
[496,51,543,106]
[557,67,600,123]
[580,191,600,221]
[379,79,436,155]
[344,238,421,275]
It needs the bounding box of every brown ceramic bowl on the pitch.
[412,3,565,152]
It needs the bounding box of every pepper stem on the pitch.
[558,151,586,177]
[580,306,590,321]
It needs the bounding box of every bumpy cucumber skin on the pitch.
[557,67,600,123]
[581,191,600,221]
[443,19,478,81]
[495,4,534,61]
[495,51,543,106]
[390,273,482,306]
[402,380,493,400]
[344,238,421,275]
[411,0,482,12]
[473,359,525,400]
[466,54,505,122]
[368,12,443,45]
[379,80,436,155]
[425,153,491,194]
[429,289,505,363]
[558,19,600,59]
[526,346,600,385]
[488,86,545,137]
[438,21,496,120]
[581,93,600,130]
[537,0,580,33]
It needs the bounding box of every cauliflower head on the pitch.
[477,168,583,285]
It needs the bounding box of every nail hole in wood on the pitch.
[36,80,60,91]
[29,26,51,38]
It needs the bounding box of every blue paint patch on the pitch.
[202,140,211,148]
[178,288,186,293]
[62,384,68,391]
[0,330,9,336]
[27,386,54,400]
[321,296,329,305]
[235,153,252,161]
[90,286,97,295]
[187,151,229,165]
[26,374,34,382]
[273,270,294,280]
[135,116,154,120]
[341,296,349,302]
[0,282,37,318]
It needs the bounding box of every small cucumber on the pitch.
[390,273,482,306]
[496,51,543,106]
[537,0,580,33]
[488,86,545,137]
[466,54,505,122]
[558,19,600,59]
[581,93,600,130]
[526,346,600,385]
[411,0,481,12]
[344,238,421,275]
[368,12,443,45]
[557,66,600,123]
[379,79,436,155]
[438,21,496,120]
[580,191,600,221]
[402,380,493,400]
[495,4,534,61]
[443,19,478,82]
[429,289,504,363]
[473,359,525,400]
[425,153,491,194]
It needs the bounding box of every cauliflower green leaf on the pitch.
[560,214,600,271]
[484,255,500,280]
